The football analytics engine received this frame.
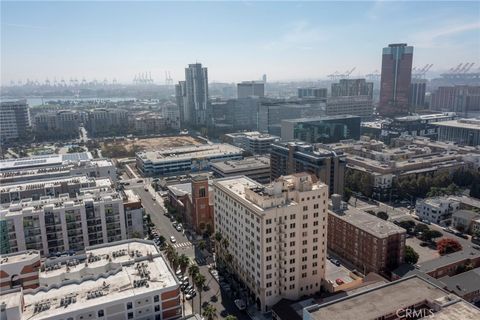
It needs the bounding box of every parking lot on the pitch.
[406,237,440,263]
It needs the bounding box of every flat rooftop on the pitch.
[25,240,177,320]
[210,156,270,173]
[0,250,40,265]
[329,206,405,238]
[0,152,92,171]
[305,276,474,320]
[225,131,279,140]
[433,119,480,130]
[282,114,361,124]
[0,176,111,194]
[137,143,243,163]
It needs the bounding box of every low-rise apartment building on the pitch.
[213,173,329,312]
[327,196,406,275]
[0,240,181,320]
[0,186,144,256]
[415,197,461,225]
[211,156,271,183]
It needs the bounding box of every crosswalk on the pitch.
[172,242,192,249]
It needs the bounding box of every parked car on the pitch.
[234,299,246,311]
[185,290,196,300]
[176,225,182,232]
[170,236,176,243]
[172,222,178,228]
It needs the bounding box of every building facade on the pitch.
[434,119,480,146]
[378,43,414,117]
[222,131,279,155]
[415,197,460,225]
[0,240,181,320]
[33,110,84,140]
[270,141,346,196]
[0,153,117,184]
[331,79,373,99]
[326,96,374,118]
[281,115,361,144]
[430,85,480,115]
[0,250,41,290]
[184,63,209,127]
[297,88,327,99]
[0,100,31,143]
[136,143,243,177]
[238,81,265,98]
[409,80,427,109]
[0,187,144,256]
[86,108,128,137]
[213,173,329,312]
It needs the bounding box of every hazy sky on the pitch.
[2,1,479,84]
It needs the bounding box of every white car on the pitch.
[170,236,176,243]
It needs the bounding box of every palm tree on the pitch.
[178,254,190,274]
[165,244,175,262]
[214,232,222,242]
[202,303,217,320]
[198,240,207,251]
[170,251,180,272]
[194,273,207,311]
[188,264,200,278]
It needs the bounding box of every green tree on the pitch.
[178,254,190,274]
[359,174,374,198]
[214,232,222,242]
[194,273,207,311]
[225,316,238,320]
[198,240,207,251]
[414,223,429,235]
[398,220,416,233]
[405,245,419,264]
[421,230,442,242]
[202,303,217,320]
[188,265,200,279]
[376,211,389,220]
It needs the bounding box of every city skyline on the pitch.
[2,1,479,85]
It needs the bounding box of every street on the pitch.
[125,180,249,319]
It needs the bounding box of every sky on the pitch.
[1,1,480,84]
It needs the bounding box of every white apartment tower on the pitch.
[213,173,328,312]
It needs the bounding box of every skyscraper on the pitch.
[0,100,31,143]
[378,43,413,117]
[184,63,209,127]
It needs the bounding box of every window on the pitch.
[289,276,295,281]
[127,302,133,310]
[302,273,307,278]
[199,187,206,197]
[155,305,160,312]
[128,312,134,319]
[302,240,307,245]
[266,237,272,243]
[313,221,318,226]
[290,214,295,220]
[290,223,295,228]
[303,214,308,220]
[314,212,319,218]
[303,206,308,211]
[266,228,272,234]
[266,219,272,224]
[266,255,272,261]
[266,246,272,252]
[314,204,319,209]
[98,310,104,317]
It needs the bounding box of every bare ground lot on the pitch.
[100,135,204,158]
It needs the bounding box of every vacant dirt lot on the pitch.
[101,135,203,158]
